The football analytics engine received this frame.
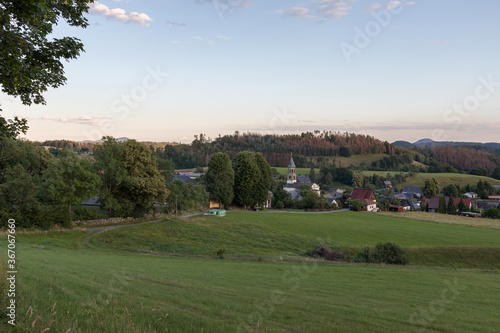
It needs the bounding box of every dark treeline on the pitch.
[158,131,392,169]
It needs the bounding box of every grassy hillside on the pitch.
[3,212,500,332]
[362,171,500,187]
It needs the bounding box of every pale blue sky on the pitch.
[2,0,500,143]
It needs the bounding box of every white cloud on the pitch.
[217,35,231,40]
[192,36,203,40]
[207,40,215,45]
[316,0,357,20]
[366,1,411,11]
[35,116,112,127]
[283,7,315,19]
[89,1,153,26]
[167,20,186,27]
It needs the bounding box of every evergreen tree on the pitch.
[205,152,234,207]
[254,153,273,207]
[309,167,316,182]
[438,196,447,214]
[457,198,469,212]
[447,196,457,215]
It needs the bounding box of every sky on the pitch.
[2,0,500,144]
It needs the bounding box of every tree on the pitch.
[492,167,500,181]
[457,198,469,212]
[350,199,363,212]
[115,140,169,217]
[254,153,273,207]
[438,196,447,214]
[423,178,440,198]
[324,172,334,187]
[0,0,93,137]
[352,173,364,188]
[309,167,316,182]
[45,149,101,214]
[447,196,456,215]
[232,151,259,208]
[443,184,459,198]
[94,137,127,216]
[205,152,234,207]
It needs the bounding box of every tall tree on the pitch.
[116,140,169,217]
[232,151,259,208]
[309,167,316,182]
[492,167,500,181]
[438,196,447,214]
[447,196,457,215]
[0,0,93,137]
[457,198,469,212]
[423,178,440,198]
[45,149,101,214]
[93,137,127,216]
[254,153,273,207]
[352,173,364,188]
[205,152,234,207]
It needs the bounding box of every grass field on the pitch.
[2,211,500,332]
[361,171,500,187]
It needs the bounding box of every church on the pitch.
[283,155,321,200]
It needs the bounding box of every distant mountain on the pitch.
[392,140,414,148]
[411,139,500,150]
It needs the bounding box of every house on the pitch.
[361,199,378,212]
[384,181,392,188]
[351,188,377,201]
[464,192,478,199]
[402,185,423,199]
[81,195,100,206]
[475,200,500,211]
[174,174,197,184]
[460,212,480,218]
[351,188,377,212]
[488,196,500,201]
[175,171,203,180]
[283,155,321,199]
[322,194,338,206]
[422,196,472,213]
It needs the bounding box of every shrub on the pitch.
[354,242,409,265]
[274,201,284,210]
[73,206,105,221]
[215,248,226,259]
[354,247,374,263]
[373,242,409,265]
[310,246,344,261]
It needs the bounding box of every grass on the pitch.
[3,211,500,332]
[362,171,500,187]
[4,246,500,332]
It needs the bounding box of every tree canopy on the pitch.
[0,0,93,137]
[205,152,234,207]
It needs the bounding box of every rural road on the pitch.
[85,209,349,232]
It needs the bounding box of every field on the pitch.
[2,211,500,332]
[361,171,500,187]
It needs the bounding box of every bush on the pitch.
[215,248,226,259]
[354,242,408,265]
[310,246,344,261]
[354,247,374,263]
[274,201,284,209]
[373,242,408,265]
[73,206,105,221]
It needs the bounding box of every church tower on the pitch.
[287,154,297,184]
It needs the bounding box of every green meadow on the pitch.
[2,211,500,332]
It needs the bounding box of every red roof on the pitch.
[423,196,472,210]
[351,188,376,200]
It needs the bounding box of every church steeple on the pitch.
[287,154,297,184]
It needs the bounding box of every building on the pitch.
[464,192,478,199]
[421,196,472,213]
[283,155,321,199]
[488,196,500,201]
[351,188,377,212]
[384,181,392,188]
[402,185,423,199]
